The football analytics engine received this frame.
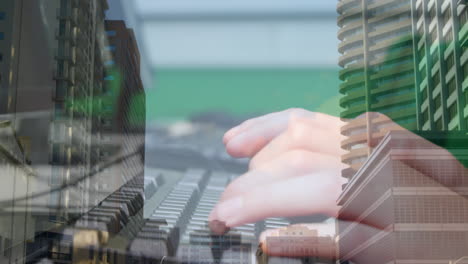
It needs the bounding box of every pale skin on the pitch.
[208,108,468,261]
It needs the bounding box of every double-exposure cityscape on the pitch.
[0,0,466,263]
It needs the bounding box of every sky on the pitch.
[105,0,340,69]
[104,0,342,120]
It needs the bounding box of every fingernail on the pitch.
[209,220,230,235]
[223,126,241,144]
[217,196,243,224]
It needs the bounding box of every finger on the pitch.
[218,150,344,203]
[224,110,343,157]
[210,173,343,228]
[249,116,345,169]
[225,123,281,158]
[223,110,291,144]
[223,108,316,144]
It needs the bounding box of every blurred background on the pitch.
[108,0,341,122]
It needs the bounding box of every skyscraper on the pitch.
[337,0,468,263]
[338,0,418,179]
[0,1,148,262]
[412,0,468,131]
[50,0,109,222]
[0,120,35,264]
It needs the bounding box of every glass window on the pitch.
[443,7,451,25]
[420,65,427,80]
[421,87,428,101]
[417,24,424,38]
[104,60,115,66]
[435,118,443,130]
[416,5,423,19]
[418,43,426,60]
[106,30,116,37]
[444,28,453,44]
[434,93,441,109]
[0,32,4,40]
[460,7,468,26]
[447,77,456,95]
[432,71,440,87]
[430,27,438,44]
[106,45,116,51]
[446,53,454,69]
[463,62,468,80]
[464,90,468,107]
[448,102,458,122]
[429,6,436,21]
[431,50,439,65]
[422,108,429,124]
[0,12,5,20]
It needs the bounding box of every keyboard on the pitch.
[26,122,332,264]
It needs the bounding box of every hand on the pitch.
[211,109,346,226]
[210,109,468,262]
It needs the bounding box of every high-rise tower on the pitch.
[338,0,418,179]
[337,0,468,263]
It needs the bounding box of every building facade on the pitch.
[0,1,147,262]
[0,120,35,264]
[337,131,468,263]
[338,0,418,179]
[412,0,468,131]
[337,0,468,263]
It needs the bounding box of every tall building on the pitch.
[0,119,35,264]
[337,131,468,263]
[337,0,468,263]
[338,0,418,179]
[104,19,146,182]
[0,0,110,226]
[50,0,109,222]
[22,18,148,263]
[1,1,148,262]
[412,0,468,131]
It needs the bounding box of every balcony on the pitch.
[341,147,369,163]
[55,27,77,44]
[56,7,78,25]
[370,61,414,81]
[54,68,75,85]
[338,7,362,27]
[367,5,411,25]
[341,104,367,119]
[339,47,364,67]
[55,48,76,65]
[341,133,368,150]
[337,0,360,14]
[372,93,415,111]
[338,20,363,41]
[340,89,366,108]
[339,63,364,81]
[370,76,414,95]
[341,117,367,134]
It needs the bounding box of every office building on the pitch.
[103,19,146,183]
[1,0,148,262]
[0,119,35,264]
[337,0,468,263]
[338,0,418,178]
[260,226,335,264]
[50,0,109,222]
[337,131,468,263]
[412,0,468,131]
